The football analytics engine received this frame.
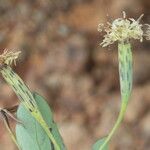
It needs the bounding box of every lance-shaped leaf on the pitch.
[16,92,66,150]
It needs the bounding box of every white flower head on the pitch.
[98,12,150,47]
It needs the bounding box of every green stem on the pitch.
[99,101,127,150]
[3,117,21,149]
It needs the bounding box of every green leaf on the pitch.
[16,92,66,150]
[92,137,108,150]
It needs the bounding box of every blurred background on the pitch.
[0,0,150,150]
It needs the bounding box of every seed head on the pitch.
[98,12,150,47]
[0,50,21,66]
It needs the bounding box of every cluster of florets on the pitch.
[98,12,150,47]
[0,50,21,66]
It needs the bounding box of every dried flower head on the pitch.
[98,12,150,47]
[0,50,21,66]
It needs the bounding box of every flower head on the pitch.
[0,50,21,66]
[98,12,150,47]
